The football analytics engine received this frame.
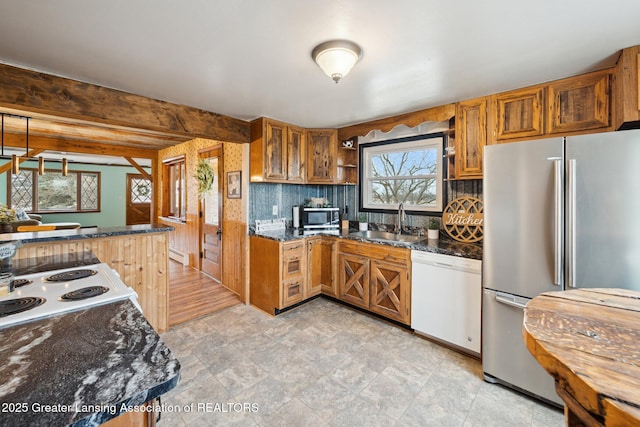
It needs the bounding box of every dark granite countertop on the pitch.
[251,228,482,260]
[10,250,101,276]
[0,299,180,427]
[0,224,174,245]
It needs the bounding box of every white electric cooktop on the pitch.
[0,263,139,329]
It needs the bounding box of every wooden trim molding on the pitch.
[1,131,158,158]
[337,104,455,141]
[0,63,250,143]
[125,157,152,181]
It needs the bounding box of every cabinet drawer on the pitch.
[282,240,305,280]
[281,278,304,307]
[338,240,409,264]
[282,254,304,280]
[282,240,305,253]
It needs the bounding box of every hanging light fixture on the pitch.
[311,40,362,83]
[62,158,68,176]
[7,115,31,175]
[1,114,4,158]
[11,154,19,175]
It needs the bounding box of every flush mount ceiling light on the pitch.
[311,40,362,83]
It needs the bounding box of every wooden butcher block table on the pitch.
[523,288,640,427]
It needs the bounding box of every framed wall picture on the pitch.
[227,171,242,199]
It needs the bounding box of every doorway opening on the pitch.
[126,173,151,225]
[199,147,223,282]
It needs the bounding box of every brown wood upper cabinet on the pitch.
[547,70,610,134]
[287,126,306,182]
[250,117,305,183]
[251,118,347,184]
[493,87,545,141]
[455,97,487,179]
[486,69,614,147]
[306,129,337,183]
[613,45,640,130]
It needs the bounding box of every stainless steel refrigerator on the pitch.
[482,129,640,406]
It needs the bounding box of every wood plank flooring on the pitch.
[168,260,241,327]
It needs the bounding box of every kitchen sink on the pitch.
[349,230,426,245]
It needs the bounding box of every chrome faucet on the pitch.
[397,202,406,234]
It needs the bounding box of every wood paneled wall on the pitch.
[13,232,169,332]
[222,219,246,300]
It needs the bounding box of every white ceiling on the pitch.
[0,0,639,130]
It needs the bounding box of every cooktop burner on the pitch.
[59,286,109,301]
[0,297,47,317]
[0,263,140,329]
[11,278,33,288]
[46,269,98,282]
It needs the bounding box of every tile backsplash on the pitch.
[249,179,482,231]
[249,183,357,225]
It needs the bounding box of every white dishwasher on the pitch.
[411,250,482,356]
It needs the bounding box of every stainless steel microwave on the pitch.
[300,207,339,231]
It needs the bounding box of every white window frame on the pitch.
[360,134,444,213]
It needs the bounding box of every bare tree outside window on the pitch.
[370,150,437,206]
[361,135,443,212]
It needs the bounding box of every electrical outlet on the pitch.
[272,205,278,216]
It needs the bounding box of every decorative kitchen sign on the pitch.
[443,196,484,243]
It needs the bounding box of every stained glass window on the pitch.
[9,169,100,213]
[130,177,152,204]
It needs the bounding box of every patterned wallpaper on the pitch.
[158,138,247,223]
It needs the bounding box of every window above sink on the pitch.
[359,133,444,215]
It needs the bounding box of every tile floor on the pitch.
[160,298,564,426]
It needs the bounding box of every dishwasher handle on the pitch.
[431,261,455,268]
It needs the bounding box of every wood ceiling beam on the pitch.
[0,148,45,175]
[125,157,152,181]
[337,104,456,141]
[1,132,158,158]
[0,63,250,143]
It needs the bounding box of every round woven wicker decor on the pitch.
[443,196,484,243]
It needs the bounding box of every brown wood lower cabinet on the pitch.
[337,240,411,325]
[250,235,411,324]
[338,251,370,309]
[307,236,336,297]
[250,236,306,313]
[101,399,157,427]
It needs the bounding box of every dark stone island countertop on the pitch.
[252,228,483,260]
[0,224,174,245]
[0,299,180,427]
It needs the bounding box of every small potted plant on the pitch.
[358,213,368,231]
[427,217,440,240]
[0,204,16,233]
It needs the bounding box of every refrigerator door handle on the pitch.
[495,294,528,310]
[553,158,563,286]
[567,158,577,288]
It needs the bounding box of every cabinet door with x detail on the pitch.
[338,252,369,310]
[369,259,410,324]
